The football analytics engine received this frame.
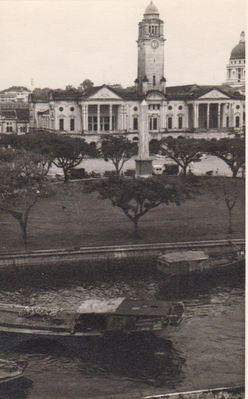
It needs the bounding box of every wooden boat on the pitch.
[0,298,184,337]
[0,359,26,384]
[157,247,245,278]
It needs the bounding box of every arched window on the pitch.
[70,119,75,131]
[235,116,240,128]
[59,119,64,130]
[149,117,158,130]
[153,75,156,86]
[168,117,172,129]
[178,116,183,129]
[133,117,138,130]
[226,116,229,128]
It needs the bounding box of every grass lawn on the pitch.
[0,177,245,252]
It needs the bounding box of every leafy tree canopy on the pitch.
[160,137,206,176]
[87,176,191,238]
[101,135,137,175]
[80,79,94,91]
[206,136,245,177]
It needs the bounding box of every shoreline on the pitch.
[0,238,244,272]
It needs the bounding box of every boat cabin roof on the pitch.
[77,298,173,317]
[160,250,209,263]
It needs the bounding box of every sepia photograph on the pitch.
[0,0,245,398]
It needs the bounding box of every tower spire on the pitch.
[240,31,245,42]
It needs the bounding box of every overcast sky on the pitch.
[0,0,245,91]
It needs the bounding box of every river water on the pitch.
[0,267,244,399]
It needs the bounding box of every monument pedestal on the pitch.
[135,158,153,178]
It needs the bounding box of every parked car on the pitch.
[68,168,88,179]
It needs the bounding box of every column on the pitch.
[217,103,221,129]
[123,105,127,130]
[207,103,210,129]
[160,102,166,130]
[230,103,234,128]
[193,103,199,129]
[85,104,88,131]
[97,104,100,132]
[109,104,112,131]
[185,104,189,129]
[82,105,87,132]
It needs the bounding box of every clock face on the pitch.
[151,40,159,49]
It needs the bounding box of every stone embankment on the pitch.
[93,385,244,399]
[0,239,244,273]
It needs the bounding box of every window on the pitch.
[59,107,64,112]
[235,116,240,128]
[88,116,97,131]
[168,117,172,129]
[168,105,173,110]
[149,104,160,110]
[153,75,156,86]
[70,119,75,131]
[236,105,240,109]
[178,116,183,129]
[226,116,229,128]
[100,116,109,131]
[59,118,64,130]
[6,126,13,133]
[20,126,26,133]
[149,117,158,130]
[133,117,138,130]
[70,107,75,112]
[178,105,183,110]
[133,106,138,111]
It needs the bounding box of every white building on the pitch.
[29,2,245,144]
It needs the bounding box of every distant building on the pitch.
[0,103,29,134]
[29,2,245,143]
[225,31,245,91]
[0,87,31,103]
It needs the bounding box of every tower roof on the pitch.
[230,31,245,59]
[144,1,159,17]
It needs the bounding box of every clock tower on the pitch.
[136,1,166,94]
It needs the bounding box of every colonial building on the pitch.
[0,87,30,103]
[29,2,245,143]
[0,102,29,135]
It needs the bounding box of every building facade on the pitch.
[0,103,29,135]
[29,2,245,143]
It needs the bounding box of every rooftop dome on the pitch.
[230,31,245,59]
[144,1,159,17]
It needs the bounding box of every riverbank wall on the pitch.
[93,385,244,399]
[0,239,244,274]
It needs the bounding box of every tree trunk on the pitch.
[182,166,187,176]
[64,169,70,183]
[232,168,238,178]
[18,218,28,245]
[133,219,140,239]
[228,208,233,234]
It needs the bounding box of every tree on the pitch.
[101,135,137,176]
[199,177,244,235]
[0,132,54,176]
[206,137,245,178]
[0,149,50,245]
[160,137,205,176]
[87,176,189,238]
[48,135,94,182]
[80,79,94,91]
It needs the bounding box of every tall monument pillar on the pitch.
[135,100,153,178]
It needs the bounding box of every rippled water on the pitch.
[0,267,244,399]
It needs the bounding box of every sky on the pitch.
[0,0,245,91]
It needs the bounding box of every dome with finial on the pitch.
[230,31,245,59]
[144,1,159,17]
